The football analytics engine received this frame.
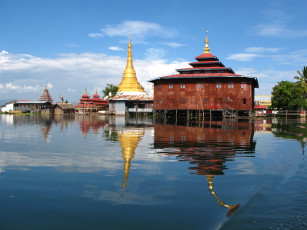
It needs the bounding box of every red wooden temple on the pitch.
[149,32,259,118]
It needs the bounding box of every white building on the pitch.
[1,101,15,113]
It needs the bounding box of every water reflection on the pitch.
[154,120,256,216]
[118,128,145,199]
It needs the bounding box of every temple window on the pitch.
[169,84,173,89]
[180,98,185,103]
[203,98,209,103]
[158,99,162,104]
[180,83,185,89]
[157,84,162,89]
[196,83,204,88]
[216,83,221,88]
[243,98,246,104]
[241,82,247,88]
[228,82,234,88]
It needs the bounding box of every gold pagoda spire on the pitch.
[203,30,210,53]
[84,88,87,95]
[117,36,145,93]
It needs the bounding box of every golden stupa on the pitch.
[117,36,145,94]
[118,128,145,199]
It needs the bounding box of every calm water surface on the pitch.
[0,114,306,230]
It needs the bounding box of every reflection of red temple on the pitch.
[77,115,108,137]
[154,121,255,175]
[154,121,255,217]
[75,89,109,113]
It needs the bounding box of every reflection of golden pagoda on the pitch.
[118,128,144,199]
[207,176,240,217]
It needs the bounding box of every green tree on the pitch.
[294,66,307,94]
[102,84,118,98]
[271,81,307,110]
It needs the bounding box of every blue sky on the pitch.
[0,0,306,102]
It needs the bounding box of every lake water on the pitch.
[0,114,306,230]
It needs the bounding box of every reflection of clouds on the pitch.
[0,151,123,173]
[1,115,14,125]
[82,189,160,205]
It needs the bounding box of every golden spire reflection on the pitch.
[118,128,145,199]
[117,37,145,93]
[204,30,210,53]
[207,176,240,217]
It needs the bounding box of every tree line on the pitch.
[271,66,307,110]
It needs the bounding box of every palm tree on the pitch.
[102,84,118,98]
[294,66,307,94]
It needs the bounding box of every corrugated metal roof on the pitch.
[109,94,153,101]
[15,100,51,104]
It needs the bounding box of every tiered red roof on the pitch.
[149,38,258,88]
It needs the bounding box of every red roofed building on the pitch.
[149,32,259,118]
[75,89,109,113]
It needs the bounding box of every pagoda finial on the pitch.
[85,88,87,95]
[45,85,47,90]
[95,89,98,95]
[204,30,210,53]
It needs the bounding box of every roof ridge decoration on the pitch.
[203,30,210,54]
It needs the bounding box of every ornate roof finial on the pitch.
[85,88,87,95]
[204,30,210,53]
[95,89,98,95]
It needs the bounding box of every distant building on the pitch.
[149,32,259,118]
[1,100,16,113]
[75,89,109,113]
[13,100,52,113]
[1,86,54,113]
[109,37,153,115]
[39,86,53,103]
[53,103,75,115]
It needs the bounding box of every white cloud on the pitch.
[88,33,104,38]
[0,50,188,100]
[163,42,183,48]
[90,20,178,41]
[236,67,298,95]
[144,48,166,60]
[108,46,124,51]
[226,53,262,61]
[271,49,307,65]
[67,88,76,93]
[244,47,280,53]
[65,43,79,48]
[0,83,42,93]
